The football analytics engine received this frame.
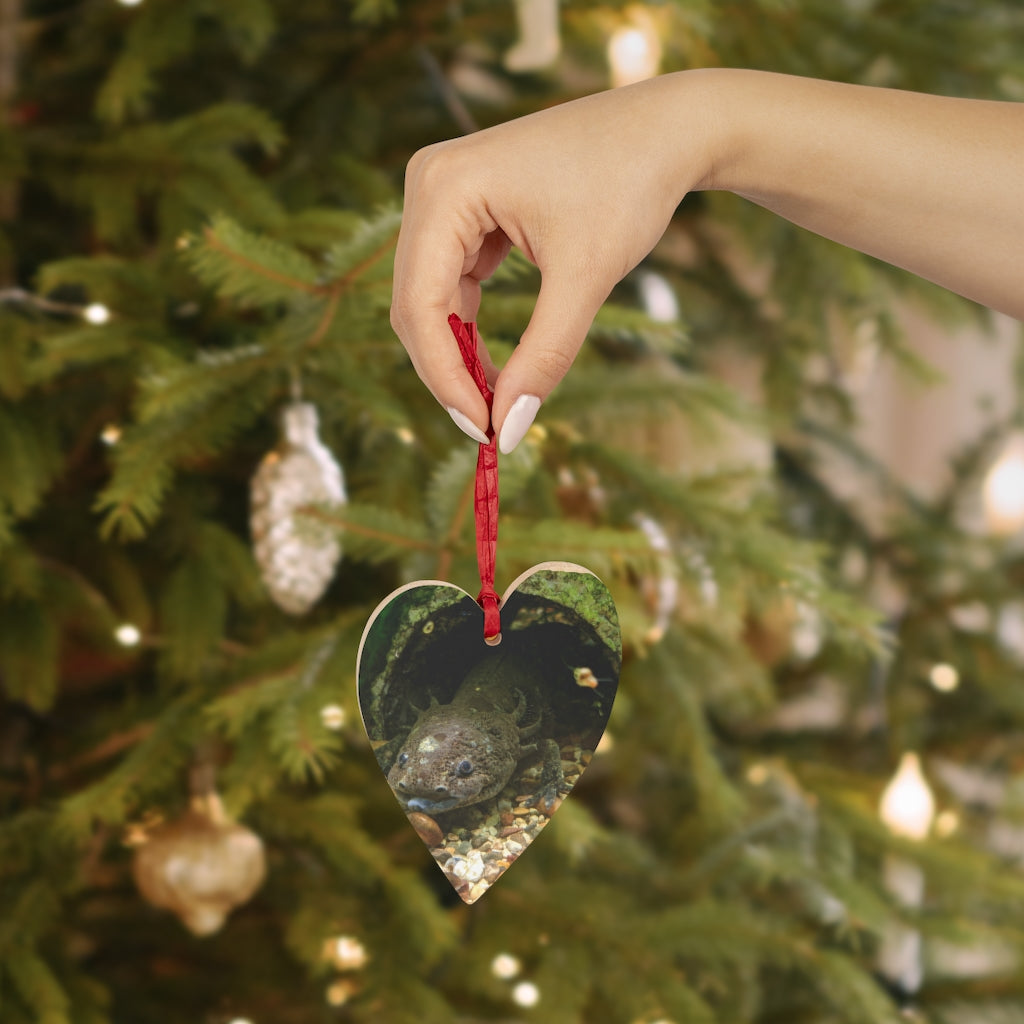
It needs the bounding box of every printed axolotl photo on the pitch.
[356,564,620,904]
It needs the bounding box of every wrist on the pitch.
[673,67,761,196]
[626,69,735,198]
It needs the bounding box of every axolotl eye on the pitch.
[455,759,474,777]
[397,752,409,766]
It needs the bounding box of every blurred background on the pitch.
[2,2,1024,1022]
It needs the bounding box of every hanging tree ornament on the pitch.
[132,789,267,936]
[357,317,620,905]
[251,399,347,615]
[504,0,561,72]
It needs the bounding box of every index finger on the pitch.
[390,161,495,441]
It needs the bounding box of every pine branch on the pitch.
[265,697,344,784]
[133,340,280,423]
[0,879,61,954]
[53,692,207,839]
[0,598,58,712]
[496,517,665,580]
[157,555,229,683]
[303,502,436,561]
[199,0,276,64]
[35,256,166,319]
[0,403,61,521]
[3,948,71,1024]
[320,205,401,287]
[96,371,277,539]
[348,0,399,25]
[185,214,320,307]
[95,1,199,124]
[39,105,286,245]
[424,443,475,538]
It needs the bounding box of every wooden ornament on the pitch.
[357,562,620,904]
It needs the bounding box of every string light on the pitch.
[320,704,346,730]
[325,935,369,970]
[928,663,960,693]
[608,11,661,88]
[983,435,1024,536]
[877,753,934,995]
[511,980,540,1008]
[790,602,824,661]
[490,953,521,979]
[83,302,111,324]
[117,0,145,6]
[114,623,142,647]
[325,981,353,1007]
[100,424,122,445]
[879,752,935,841]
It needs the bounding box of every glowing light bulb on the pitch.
[790,602,824,661]
[608,22,661,88]
[928,663,959,692]
[83,302,111,324]
[511,980,540,1008]
[117,0,144,6]
[320,704,346,730]
[326,935,369,970]
[879,753,935,840]
[114,623,142,647]
[325,982,351,1007]
[100,423,122,445]
[984,436,1024,535]
[491,953,521,979]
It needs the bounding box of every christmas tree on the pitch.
[3,1,1024,1021]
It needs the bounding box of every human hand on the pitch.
[392,67,1024,452]
[390,73,719,452]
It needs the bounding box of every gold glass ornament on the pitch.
[250,401,346,615]
[132,793,266,936]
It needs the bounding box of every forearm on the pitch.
[690,69,1024,318]
[390,67,1022,453]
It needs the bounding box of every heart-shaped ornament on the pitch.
[357,562,620,904]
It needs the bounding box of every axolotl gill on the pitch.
[387,648,565,816]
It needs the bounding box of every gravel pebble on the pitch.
[430,741,593,902]
[406,811,443,848]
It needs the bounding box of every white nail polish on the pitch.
[498,394,541,454]
[446,406,490,445]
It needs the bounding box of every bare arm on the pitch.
[390,69,1024,452]
[711,70,1024,320]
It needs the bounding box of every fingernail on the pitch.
[498,394,541,454]
[446,406,490,445]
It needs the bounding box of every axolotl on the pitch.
[387,648,565,816]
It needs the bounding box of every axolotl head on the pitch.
[387,704,521,814]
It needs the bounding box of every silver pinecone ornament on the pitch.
[250,401,346,615]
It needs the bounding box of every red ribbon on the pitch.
[448,314,501,642]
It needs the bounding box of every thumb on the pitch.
[491,271,607,454]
